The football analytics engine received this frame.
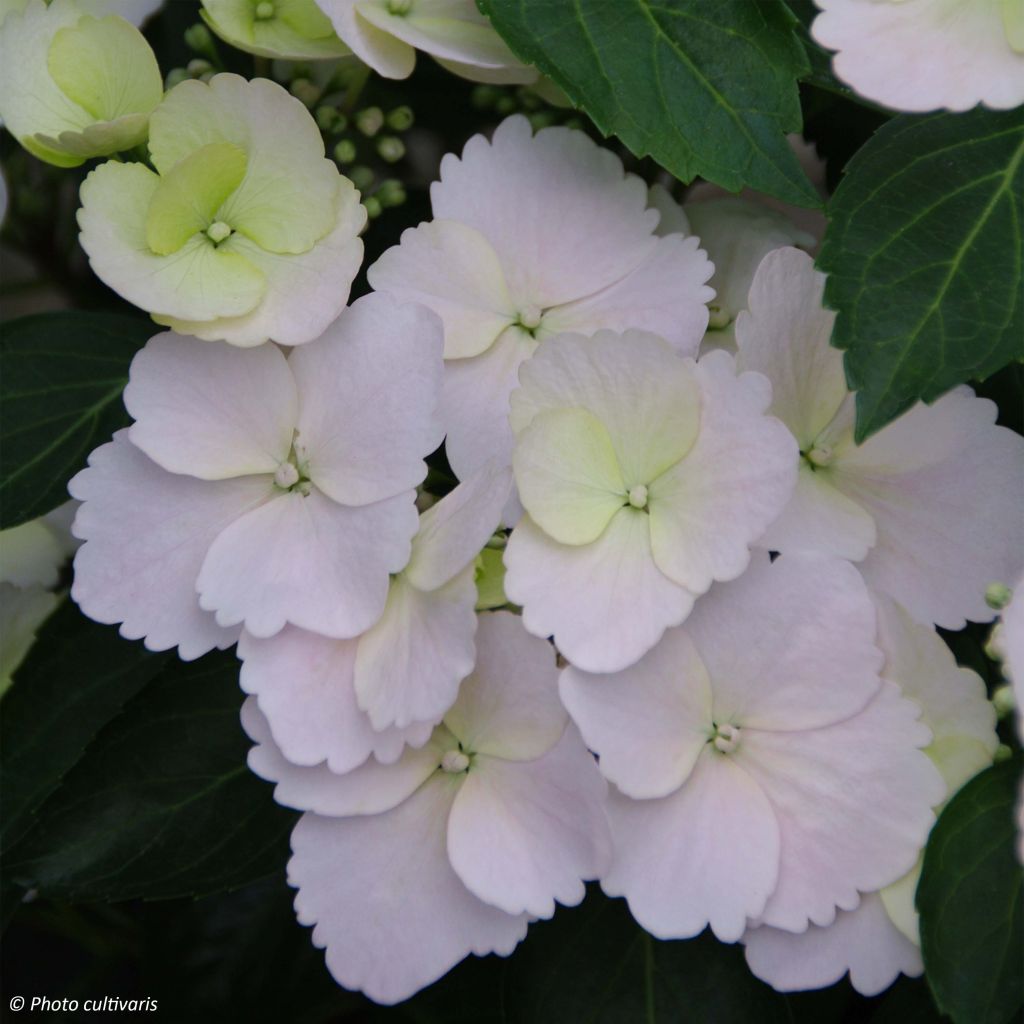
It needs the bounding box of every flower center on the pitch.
[805,443,833,469]
[712,723,740,754]
[273,462,300,489]
[206,220,233,244]
[516,304,543,333]
[254,1,275,20]
[387,0,413,14]
[440,749,470,774]
[627,484,649,510]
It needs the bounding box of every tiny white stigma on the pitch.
[274,462,300,489]
[627,484,649,510]
[255,1,275,19]
[806,444,833,468]
[441,749,470,774]
[207,220,232,244]
[387,0,413,12]
[518,304,542,331]
[713,723,740,754]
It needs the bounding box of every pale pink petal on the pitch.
[238,627,431,774]
[314,0,415,78]
[647,350,798,593]
[431,116,658,308]
[69,431,269,659]
[289,293,445,507]
[443,609,565,761]
[542,234,713,358]
[734,247,845,450]
[289,778,529,1005]
[744,894,923,996]
[242,698,444,816]
[812,0,1024,113]
[741,683,945,932]
[354,569,478,730]
[835,388,1024,628]
[447,724,611,917]
[124,333,297,480]
[756,462,876,561]
[559,627,714,799]
[404,460,513,592]
[197,488,417,639]
[368,219,516,360]
[685,553,883,732]
[440,326,534,482]
[602,748,780,942]
[648,183,690,236]
[504,510,695,675]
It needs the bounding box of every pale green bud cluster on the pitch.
[0,0,163,167]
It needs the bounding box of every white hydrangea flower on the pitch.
[744,594,998,995]
[812,0,1024,112]
[0,505,77,691]
[369,116,715,489]
[313,0,536,82]
[78,74,366,347]
[0,0,163,24]
[200,0,350,60]
[244,611,610,1005]
[736,246,1024,630]
[560,553,946,942]
[238,462,513,774]
[69,295,444,659]
[504,330,797,673]
[0,0,162,167]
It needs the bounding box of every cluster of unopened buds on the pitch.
[1,0,1022,1007]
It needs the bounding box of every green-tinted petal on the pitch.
[48,14,161,120]
[149,75,341,254]
[79,160,266,323]
[144,141,248,255]
[34,111,151,160]
[513,407,627,546]
[200,0,349,60]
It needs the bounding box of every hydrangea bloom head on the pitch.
[560,553,945,942]
[736,246,1024,629]
[68,295,444,658]
[812,0,1024,112]
[200,0,350,60]
[314,0,535,82]
[0,0,162,167]
[78,73,366,346]
[743,593,998,995]
[504,330,797,672]
[245,611,610,1004]
[369,115,715,486]
[239,462,514,774]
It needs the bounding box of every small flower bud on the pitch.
[387,0,413,13]
[165,67,190,90]
[184,23,214,54]
[186,58,212,77]
[495,95,517,115]
[355,105,384,137]
[274,462,300,489]
[290,77,321,107]
[376,179,407,208]
[517,304,542,331]
[471,85,498,109]
[333,139,357,165]
[628,485,649,510]
[206,221,232,244]
[255,1,275,19]
[376,135,405,163]
[986,581,1013,610]
[315,105,339,132]
[994,743,1013,763]
[712,723,740,754]
[386,105,414,131]
[349,165,375,192]
[993,684,1016,718]
[364,195,383,219]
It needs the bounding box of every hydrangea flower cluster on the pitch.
[60,96,1024,1007]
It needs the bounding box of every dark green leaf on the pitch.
[0,601,170,855]
[0,311,151,528]
[818,108,1024,440]
[481,0,820,208]
[917,756,1023,1024]
[5,649,296,902]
